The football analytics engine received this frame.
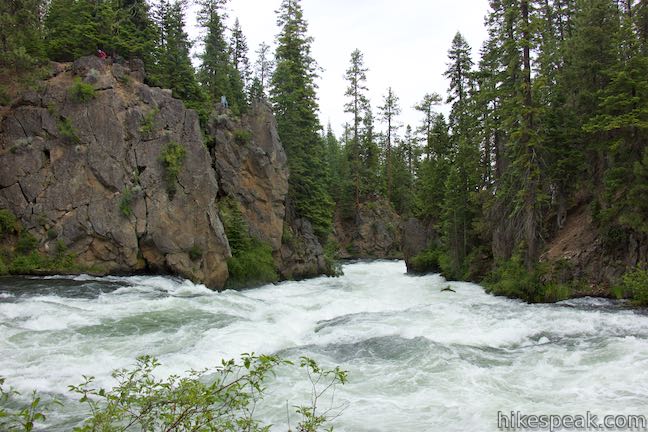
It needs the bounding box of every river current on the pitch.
[1,261,647,431]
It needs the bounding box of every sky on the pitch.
[187,0,491,137]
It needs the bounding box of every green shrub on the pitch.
[410,247,441,274]
[46,228,58,240]
[484,256,542,302]
[139,108,159,135]
[116,73,131,86]
[68,77,96,102]
[57,117,80,143]
[8,46,38,71]
[0,210,17,237]
[0,376,49,431]
[227,239,278,289]
[219,197,279,288]
[10,251,46,273]
[219,198,251,255]
[0,256,7,276]
[9,246,77,275]
[324,238,343,277]
[282,222,295,246]
[119,187,134,217]
[233,129,252,145]
[0,86,10,106]
[16,232,38,255]
[189,244,203,261]
[621,267,648,306]
[1,354,347,432]
[484,257,576,303]
[160,142,186,196]
[542,282,572,302]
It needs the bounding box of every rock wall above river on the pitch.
[0,57,330,288]
[334,200,402,260]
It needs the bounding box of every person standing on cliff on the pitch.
[220,95,229,109]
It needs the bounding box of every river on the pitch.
[1,261,648,431]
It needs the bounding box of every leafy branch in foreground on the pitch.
[0,354,348,431]
[0,377,57,432]
[293,357,349,432]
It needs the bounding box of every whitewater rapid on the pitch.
[1,261,648,431]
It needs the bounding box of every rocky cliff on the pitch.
[334,200,402,260]
[0,57,328,288]
[206,100,330,280]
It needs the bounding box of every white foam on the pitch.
[2,260,648,431]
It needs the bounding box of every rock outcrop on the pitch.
[208,103,288,254]
[402,218,433,266]
[334,200,401,259]
[0,57,231,287]
[205,102,330,280]
[0,57,336,288]
[279,202,330,279]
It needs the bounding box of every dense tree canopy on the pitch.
[270,0,333,237]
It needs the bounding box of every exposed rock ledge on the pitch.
[0,56,328,288]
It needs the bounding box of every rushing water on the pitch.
[1,261,648,431]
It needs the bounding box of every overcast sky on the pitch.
[187,0,491,137]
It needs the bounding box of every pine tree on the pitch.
[583,1,648,235]
[230,18,250,85]
[325,124,343,203]
[390,136,415,215]
[271,0,333,237]
[444,32,474,134]
[228,17,250,112]
[343,49,370,206]
[378,87,401,202]
[0,0,46,68]
[414,114,451,220]
[196,0,235,110]
[414,93,442,160]
[44,0,97,62]
[113,0,158,66]
[359,105,382,200]
[251,42,273,99]
[152,0,204,107]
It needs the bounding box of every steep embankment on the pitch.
[402,203,647,297]
[0,56,328,288]
[540,204,647,295]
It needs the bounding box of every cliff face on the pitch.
[401,217,438,272]
[206,102,330,280]
[334,200,402,260]
[0,57,327,288]
[208,104,288,254]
